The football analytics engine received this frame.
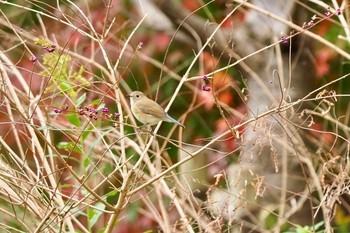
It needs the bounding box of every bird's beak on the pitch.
[127,93,132,97]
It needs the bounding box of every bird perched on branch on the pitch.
[128,91,185,128]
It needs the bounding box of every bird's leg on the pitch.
[137,124,154,136]
[145,125,154,136]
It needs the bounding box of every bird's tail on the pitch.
[167,114,185,128]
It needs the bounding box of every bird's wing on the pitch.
[137,100,167,118]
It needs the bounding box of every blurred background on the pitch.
[0,0,350,232]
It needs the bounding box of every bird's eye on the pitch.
[136,95,139,98]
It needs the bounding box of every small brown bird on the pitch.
[128,91,185,128]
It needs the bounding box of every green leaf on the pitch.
[66,113,80,127]
[34,38,51,47]
[106,189,119,205]
[314,221,325,230]
[97,228,106,233]
[75,93,87,106]
[58,82,73,96]
[81,128,92,141]
[83,154,91,170]
[127,202,139,221]
[91,99,100,106]
[88,202,106,228]
[57,141,82,153]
